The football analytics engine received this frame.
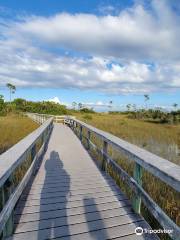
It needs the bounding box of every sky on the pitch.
[0,0,180,111]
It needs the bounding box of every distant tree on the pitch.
[72,102,77,110]
[78,103,83,110]
[6,83,16,102]
[80,107,95,113]
[0,95,5,115]
[132,104,137,112]
[126,104,131,112]
[173,103,178,110]
[13,98,26,111]
[109,100,113,109]
[144,94,150,109]
[0,94,5,110]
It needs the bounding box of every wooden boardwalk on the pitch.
[10,123,158,240]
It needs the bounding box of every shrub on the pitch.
[80,108,95,113]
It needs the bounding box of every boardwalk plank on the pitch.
[10,216,143,239]
[11,124,158,240]
[15,194,128,213]
[16,191,126,208]
[14,209,135,233]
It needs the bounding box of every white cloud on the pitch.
[12,1,180,61]
[82,101,111,108]
[47,97,61,104]
[0,0,179,95]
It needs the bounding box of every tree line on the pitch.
[0,84,179,123]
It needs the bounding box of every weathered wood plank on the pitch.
[11,215,143,239]
[54,221,158,240]
[19,185,122,201]
[15,197,130,215]
[9,220,158,240]
[16,191,125,208]
[15,201,132,224]
[22,182,118,196]
[25,176,115,190]
[14,209,134,233]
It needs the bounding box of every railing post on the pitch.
[102,140,108,171]
[133,163,142,214]
[87,130,91,150]
[2,176,14,238]
[74,121,77,131]
[80,125,83,141]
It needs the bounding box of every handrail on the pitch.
[67,117,180,240]
[70,119,180,192]
[0,117,53,238]
[26,112,74,124]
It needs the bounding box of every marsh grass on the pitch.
[76,112,180,239]
[0,114,39,154]
[77,113,180,165]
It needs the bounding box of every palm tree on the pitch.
[6,83,16,102]
[144,94,149,109]
[109,100,113,109]
[126,104,131,112]
[173,103,178,111]
[78,103,83,110]
[72,102,77,110]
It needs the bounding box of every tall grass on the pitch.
[0,114,39,154]
[76,113,180,239]
[78,113,180,165]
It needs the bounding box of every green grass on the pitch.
[0,114,39,154]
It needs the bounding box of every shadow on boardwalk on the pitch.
[83,197,109,239]
[38,151,70,239]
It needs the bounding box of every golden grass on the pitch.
[0,114,39,154]
[76,113,180,238]
[77,113,180,164]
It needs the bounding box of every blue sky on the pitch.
[0,0,180,111]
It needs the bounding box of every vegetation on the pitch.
[127,108,180,124]
[6,83,16,102]
[0,114,39,154]
[80,107,95,113]
[77,113,180,164]
[0,97,68,116]
[76,112,180,239]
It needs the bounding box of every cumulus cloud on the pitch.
[48,97,61,104]
[0,0,179,94]
[13,0,180,61]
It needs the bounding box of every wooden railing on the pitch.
[0,117,53,238]
[66,117,180,240]
[26,113,74,124]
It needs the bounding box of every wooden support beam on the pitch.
[80,126,83,141]
[2,176,14,238]
[102,141,108,171]
[132,163,142,214]
[87,131,91,150]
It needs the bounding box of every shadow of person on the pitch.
[83,197,109,240]
[37,151,70,239]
